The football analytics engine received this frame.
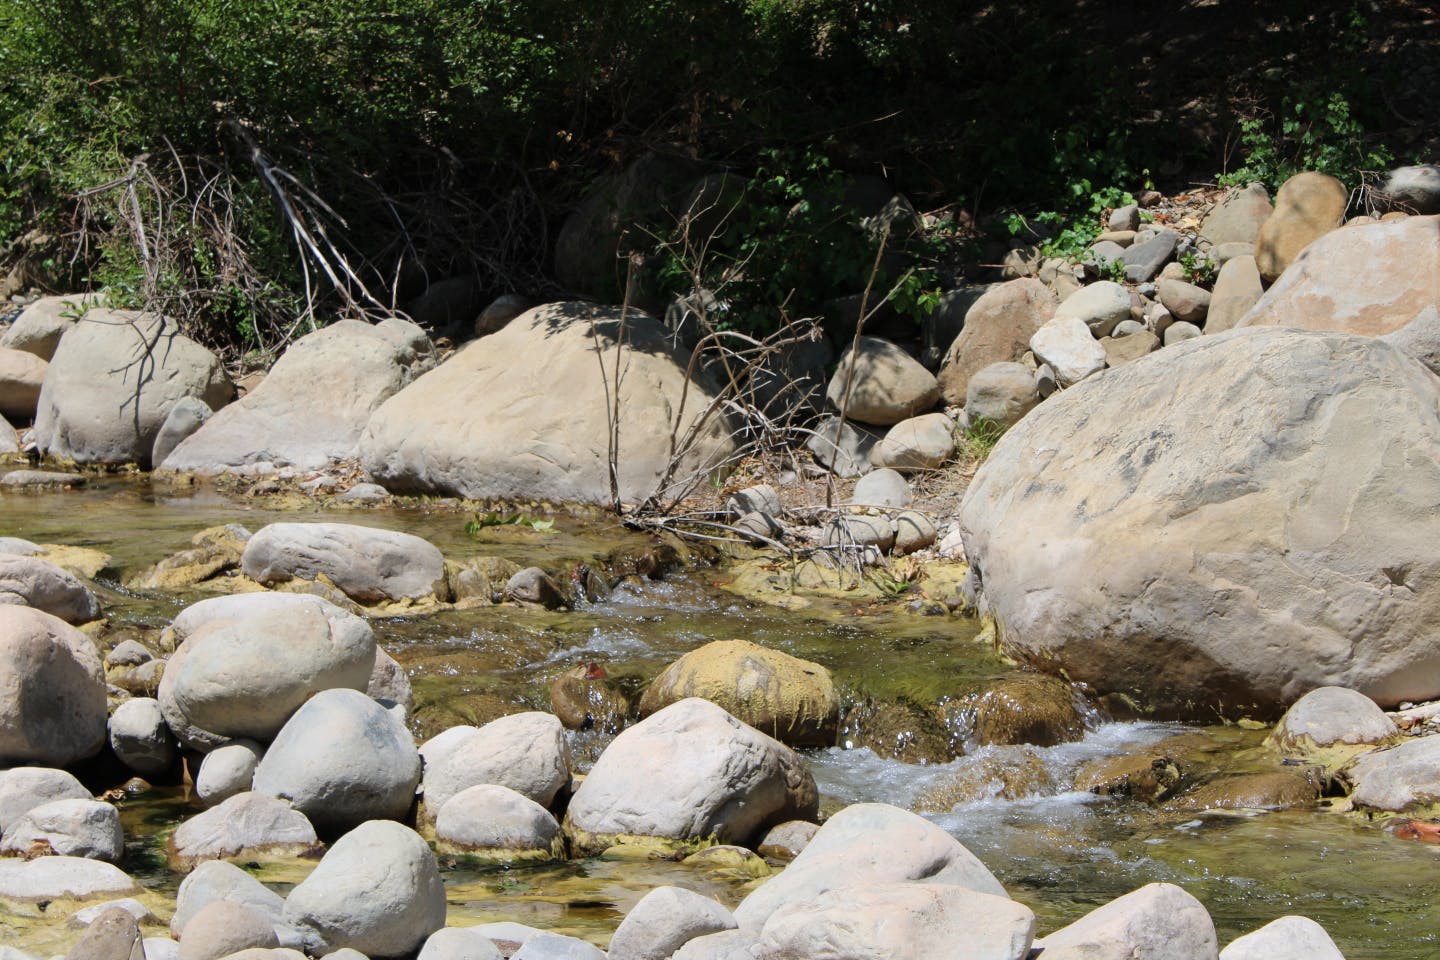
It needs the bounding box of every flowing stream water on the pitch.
[2,474,1438,958]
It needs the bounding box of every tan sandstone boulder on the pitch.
[1254,172,1348,283]
[937,279,1056,406]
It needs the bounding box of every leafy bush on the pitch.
[1218,91,1395,191]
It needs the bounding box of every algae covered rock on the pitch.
[1266,686,1398,769]
[639,640,839,747]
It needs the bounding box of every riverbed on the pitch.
[2,473,1437,958]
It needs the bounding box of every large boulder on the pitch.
[33,309,233,467]
[1267,686,1397,765]
[0,553,101,623]
[0,347,47,421]
[282,820,446,959]
[0,798,122,861]
[608,887,737,960]
[252,688,421,832]
[825,337,940,426]
[172,860,287,941]
[420,712,569,818]
[433,784,565,861]
[1240,215,1440,374]
[733,802,1005,929]
[161,318,433,473]
[638,640,839,747]
[0,767,91,832]
[936,279,1056,405]
[158,593,376,749]
[1034,883,1217,960]
[0,606,106,766]
[563,698,818,855]
[0,294,92,360]
[1199,183,1273,246]
[360,303,735,505]
[240,522,447,604]
[168,792,320,867]
[753,883,1034,960]
[1254,172,1348,283]
[958,327,1440,718]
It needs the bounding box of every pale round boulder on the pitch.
[1034,883,1217,959]
[158,593,376,749]
[168,792,320,868]
[0,294,92,360]
[1053,280,1132,337]
[892,511,938,555]
[755,883,1034,960]
[958,327,1440,717]
[178,900,279,960]
[563,698,818,856]
[161,318,434,474]
[964,362,1039,430]
[0,798,122,861]
[937,279,1056,406]
[638,639,838,747]
[282,820,446,958]
[1029,316,1106,387]
[240,522,447,604]
[1268,687,1397,761]
[433,784,564,861]
[1220,915,1345,960]
[418,928,504,960]
[870,413,953,473]
[151,396,214,470]
[608,886,737,960]
[1200,182,1273,246]
[756,821,817,860]
[1339,735,1440,814]
[172,860,288,940]
[0,605,107,766]
[0,856,138,901]
[1240,215,1440,375]
[0,766,91,832]
[733,802,1004,929]
[1206,255,1263,334]
[421,712,569,819]
[252,688,421,832]
[826,336,940,426]
[1255,172,1348,283]
[850,467,911,509]
[195,739,265,806]
[108,697,176,777]
[360,303,736,505]
[62,905,144,960]
[33,309,233,467]
[512,933,606,960]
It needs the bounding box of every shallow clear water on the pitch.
[3,474,1438,958]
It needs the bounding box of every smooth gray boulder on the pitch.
[0,798,122,861]
[608,886,737,960]
[1054,280,1131,337]
[564,698,818,855]
[418,928,504,960]
[511,933,606,960]
[421,712,569,819]
[826,336,940,426]
[850,467,911,509]
[33,308,233,467]
[241,522,447,604]
[870,413,953,473]
[168,792,320,867]
[172,860,288,940]
[108,697,176,777]
[151,396,214,471]
[162,319,434,474]
[195,739,265,806]
[733,802,1004,929]
[805,415,882,478]
[964,361,1039,429]
[754,883,1033,960]
[1029,316,1106,387]
[0,856,137,900]
[0,553,101,623]
[434,784,564,860]
[0,767,90,832]
[360,303,736,505]
[158,593,376,749]
[1269,687,1397,757]
[177,900,279,960]
[959,328,1440,717]
[1219,915,1345,960]
[1034,882,1217,960]
[252,688,421,832]
[0,606,107,766]
[0,294,92,360]
[283,820,446,958]
[1340,735,1440,814]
